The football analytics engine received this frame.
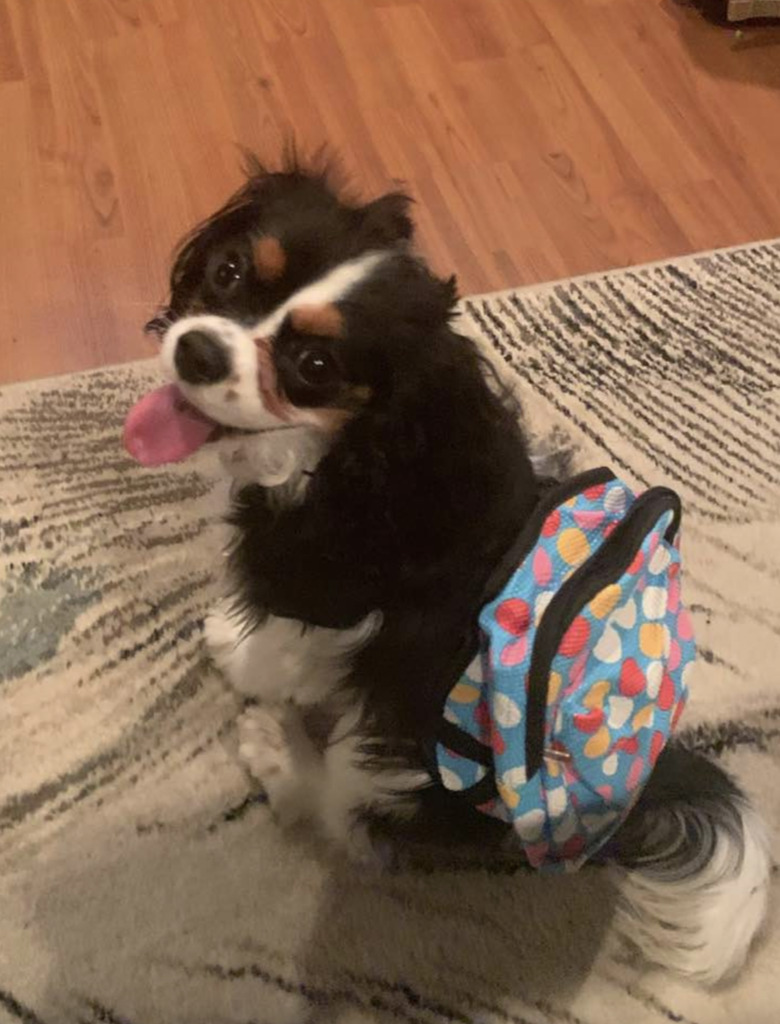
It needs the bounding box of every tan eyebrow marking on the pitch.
[253,236,286,283]
[289,303,344,339]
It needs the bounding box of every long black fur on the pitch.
[228,252,540,758]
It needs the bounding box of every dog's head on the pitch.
[125,158,463,467]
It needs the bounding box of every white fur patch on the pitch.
[204,602,379,705]
[161,314,272,430]
[237,698,428,860]
[218,425,326,506]
[613,801,772,985]
[318,707,429,854]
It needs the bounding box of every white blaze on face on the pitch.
[161,251,388,431]
[124,251,389,468]
[161,314,276,431]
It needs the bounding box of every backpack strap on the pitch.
[523,486,682,779]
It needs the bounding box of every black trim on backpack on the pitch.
[438,719,494,766]
[430,468,617,805]
[524,487,682,779]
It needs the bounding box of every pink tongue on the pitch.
[124,384,219,466]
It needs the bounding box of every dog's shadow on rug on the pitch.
[27,802,621,1024]
[298,840,620,1023]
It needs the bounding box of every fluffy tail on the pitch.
[609,743,772,985]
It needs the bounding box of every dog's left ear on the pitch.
[358,192,414,247]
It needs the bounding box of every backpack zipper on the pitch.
[524,487,682,779]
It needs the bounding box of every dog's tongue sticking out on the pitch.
[124,384,218,466]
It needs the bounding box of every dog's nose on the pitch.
[174,330,231,385]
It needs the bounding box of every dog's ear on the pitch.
[358,192,414,247]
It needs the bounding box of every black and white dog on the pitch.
[126,156,770,986]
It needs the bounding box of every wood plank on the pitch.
[1,0,779,384]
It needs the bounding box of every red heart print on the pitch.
[616,736,639,755]
[496,598,531,636]
[658,671,675,711]
[573,707,604,734]
[583,483,606,501]
[650,730,665,765]
[619,658,645,697]
[671,697,687,730]
[491,726,506,755]
[628,550,644,575]
[561,834,586,859]
[542,509,561,537]
[560,616,590,657]
[474,700,491,730]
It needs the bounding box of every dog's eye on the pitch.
[212,252,244,291]
[295,348,339,387]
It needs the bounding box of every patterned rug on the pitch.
[1,242,779,1024]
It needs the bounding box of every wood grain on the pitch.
[1,0,779,384]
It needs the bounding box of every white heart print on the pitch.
[547,786,568,818]
[642,586,668,621]
[646,660,663,698]
[682,661,696,689]
[608,695,634,729]
[464,653,484,683]
[649,545,672,575]
[535,590,555,624]
[440,766,464,791]
[604,485,627,515]
[602,753,619,777]
[611,597,636,630]
[494,692,522,728]
[594,624,622,663]
[501,766,527,791]
[514,808,546,840]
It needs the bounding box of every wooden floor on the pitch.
[1,0,779,384]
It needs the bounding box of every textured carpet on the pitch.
[1,241,779,1024]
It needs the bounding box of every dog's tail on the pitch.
[609,743,772,985]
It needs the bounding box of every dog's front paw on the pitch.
[237,705,287,778]
[204,603,242,661]
[204,603,259,693]
[236,707,311,828]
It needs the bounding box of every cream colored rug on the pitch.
[1,241,779,1024]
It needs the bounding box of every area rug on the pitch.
[1,241,779,1024]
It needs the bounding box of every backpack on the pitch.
[434,468,695,871]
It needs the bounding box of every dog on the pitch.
[126,155,771,986]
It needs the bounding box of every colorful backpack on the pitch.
[434,468,695,872]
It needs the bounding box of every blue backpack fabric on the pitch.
[435,469,695,872]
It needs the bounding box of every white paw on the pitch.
[204,603,243,662]
[236,707,311,828]
[204,604,261,694]
[237,705,287,777]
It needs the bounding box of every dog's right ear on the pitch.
[358,192,414,247]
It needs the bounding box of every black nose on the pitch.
[174,330,231,385]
